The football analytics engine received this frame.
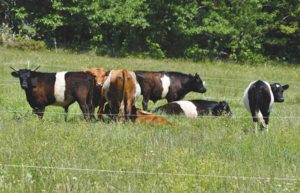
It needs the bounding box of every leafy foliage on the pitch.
[1,0,300,62]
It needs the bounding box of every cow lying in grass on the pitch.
[130,106,170,125]
[155,100,232,118]
[135,71,206,111]
[243,80,289,133]
[11,66,96,120]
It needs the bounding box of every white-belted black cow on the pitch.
[155,100,231,118]
[10,66,96,120]
[243,80,289,133]
[134,71,206,111]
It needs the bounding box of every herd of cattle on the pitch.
[10,66,289,133]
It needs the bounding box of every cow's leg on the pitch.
[86,88,96,121]
[248,96,259,134]
[33,107,45,119]
[75,88,91,120]
[77,99,89,120]
[97,97,106,120]
[125,100,134,120]
[109,102,119,121]
[261,109,270,132]
[142,95,149,111]
[250,109,258,134]
[64,106,69,122]
[87,100,95,121]
[166,94,177,103]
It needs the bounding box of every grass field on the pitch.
[0,47,300,192]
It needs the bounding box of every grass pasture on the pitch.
[0,47,300,192]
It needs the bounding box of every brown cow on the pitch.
[103,69,141,120]
[84,67,107,86]
[130,106,170,125]
[84,67,107,119]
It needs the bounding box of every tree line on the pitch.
[1,0,299,63]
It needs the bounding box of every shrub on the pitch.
[184,45,210,61]
[1,23,46,50]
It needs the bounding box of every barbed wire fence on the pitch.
[0,110,300,120]
[0,163,299,182]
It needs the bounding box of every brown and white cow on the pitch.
[11,66,96,120]
[103,69,141,120]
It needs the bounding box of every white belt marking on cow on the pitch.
[174,101,198,118]
[243,81,256,112]
[54,72,67,104]
[263,81,274,112]
[161,75,170,98]
[135,82,141,98]
[243,80,274,115]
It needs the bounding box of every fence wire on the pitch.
[1,109,300,119]
[0,163,298,182]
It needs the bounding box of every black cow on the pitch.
[135,71,206,111]
[243,80,289,133]
[155,100,231,118]
[10,66,96,120]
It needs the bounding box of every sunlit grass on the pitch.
[0,47,299,192]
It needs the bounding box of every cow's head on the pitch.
[10,66,39,90]
[213,101,232,116]
[270,83,289,102]
[190,73,206,93]
[84,67,106,87]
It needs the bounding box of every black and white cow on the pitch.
[10,66,97,120]
[243,80,289,133]
[155,100,231,118]
[135,71,206,111]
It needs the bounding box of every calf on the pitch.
[135,71,206,111]
[10,66,96,120]
[84,67,107,120]
[84,67,107,87]
[130,106,170,125]
[243,80,289,133]
[155,100,231,118]
[103,69,141,120]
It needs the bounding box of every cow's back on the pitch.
[135,71,164,100]
[243,80,274,113]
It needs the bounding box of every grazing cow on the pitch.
[130,105,170,125]
[243,80,289,133]
[103,69,141,120]
[10,66,96,120]
[155,100,232,118]
[134,71,206,111]
[84,67,107,119]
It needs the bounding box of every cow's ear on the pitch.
[11,71,19,78]
[282,84,289,90]
[31,77,38,87]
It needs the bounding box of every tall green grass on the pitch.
[0,47,299,192]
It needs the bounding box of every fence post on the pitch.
[53,37,57,53]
